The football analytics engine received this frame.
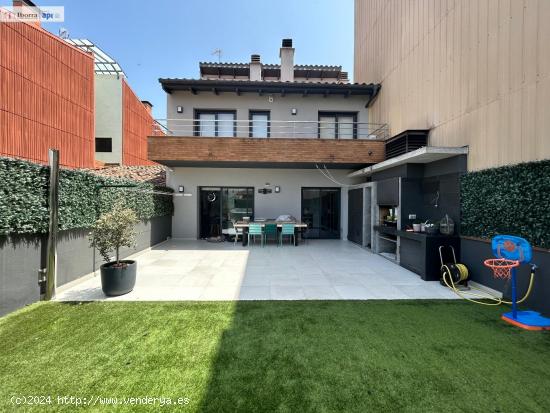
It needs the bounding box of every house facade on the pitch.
[150,39,387,240]
[66,39,158,166]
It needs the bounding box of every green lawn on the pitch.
[1,301,550,412]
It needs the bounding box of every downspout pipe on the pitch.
[365,84,381,108]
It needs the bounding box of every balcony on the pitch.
[148,119,388,168]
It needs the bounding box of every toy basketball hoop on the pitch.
[485,235,550,330]
[484,235,529,283]
[490,235,532,263]
[483,258,519,279]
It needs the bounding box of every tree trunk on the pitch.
[116,247,119,265]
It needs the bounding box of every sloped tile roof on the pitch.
[88,165,167,186]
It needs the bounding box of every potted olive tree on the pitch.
[89,201,139,296]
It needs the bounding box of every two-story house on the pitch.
[149,39,387,241]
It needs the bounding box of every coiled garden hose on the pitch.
[442,264,536,306]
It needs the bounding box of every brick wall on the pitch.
[148,136,385,165]
[0,19,95,168]
[122,80,157,166]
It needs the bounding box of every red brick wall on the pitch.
[148,136,385,165]
[121,80,157,166]
[0,19,95,168]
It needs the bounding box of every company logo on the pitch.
[0,6,64,23]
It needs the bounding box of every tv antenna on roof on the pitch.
[211,48,223,62]
[58,27,69,39]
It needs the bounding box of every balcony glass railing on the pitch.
[153,119,389,140]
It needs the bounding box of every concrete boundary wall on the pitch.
[0,215,172,316]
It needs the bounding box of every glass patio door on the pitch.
[221,188,254,230]
[301,188,341,239]
[199,187,254,238]
[196,111,236,137]
[318,112,357,139]
[338,116,355,139]
[200,188,222,238]
[250,111,269,138]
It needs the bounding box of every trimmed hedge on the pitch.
[460,160,550,249]
[0,157,173,235]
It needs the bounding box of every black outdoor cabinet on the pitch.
[377,178,399,206]
[398,231,460,281]
[347,188,363,245]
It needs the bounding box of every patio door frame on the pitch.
[346,182,375,250]
[301,187,341,239]
[317,111,358,139]
[198,186,255,238]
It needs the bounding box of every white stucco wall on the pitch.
[168,167,362,239]
[166,91,370,137]
[95,74,122,164]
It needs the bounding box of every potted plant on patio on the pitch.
[89,201,139,296]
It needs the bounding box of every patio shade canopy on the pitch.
[158,79,381,107]
[348,146,469,178]
[65,39,126,77]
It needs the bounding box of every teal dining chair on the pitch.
[264,223,278,246]
[248,223,265,247]
[279,223,295,246]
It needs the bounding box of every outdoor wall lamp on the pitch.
[291,108,297,115]
[176,106,184,114]
[274,186,281,193]
[178,185,184,193]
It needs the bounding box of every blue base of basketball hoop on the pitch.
[502,311,550,330]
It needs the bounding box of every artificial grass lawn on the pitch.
[1,301,550,413]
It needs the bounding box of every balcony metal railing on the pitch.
[152,119,389,140]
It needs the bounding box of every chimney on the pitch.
[279,38,294,82]
[141,100,153,114]
[249,54,262,81]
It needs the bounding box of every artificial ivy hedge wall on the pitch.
[0,157,173,235]
[460,159,550,249]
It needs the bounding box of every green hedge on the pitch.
[460,160,550,249]
[0,157,173,235]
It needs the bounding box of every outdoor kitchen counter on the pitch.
[397,230,457,241]
[397,230,460,281]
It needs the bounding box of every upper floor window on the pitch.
[249,110,270,138]
[194,110,236,137]
[318,112,358,139]
[95,137,112,152]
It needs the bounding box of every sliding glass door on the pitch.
[318,112,357,139]
[301,188,341,239]
[199,187,254,238]
[249,111,270,138]
[195,110,236,137]
[221,188,254,230]
[200,188,222,238]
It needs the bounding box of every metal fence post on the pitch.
[45,149,59,301]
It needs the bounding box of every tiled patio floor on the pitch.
[56,239,458,301]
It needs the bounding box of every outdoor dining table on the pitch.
[234,220,308,246]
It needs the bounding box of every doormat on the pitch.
[206,236,224,243]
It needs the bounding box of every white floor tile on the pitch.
[238,286,271,300]
[270,286,306,300]
[334,285,378,300]
[303,286,341,300]
[56,240,460,302]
